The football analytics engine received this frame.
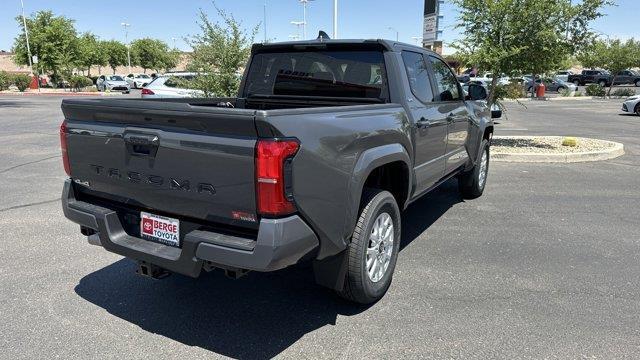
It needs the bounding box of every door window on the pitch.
[428,56,462,102]
[401,51,433,103]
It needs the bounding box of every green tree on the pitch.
[577,38,640,96]
[75,32,107,76]
[12,10,78,78]
[130,38,172,73]
[182,8,258,97]
[452,0,612,104]
[102,40,128,74]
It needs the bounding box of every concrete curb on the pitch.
[504,96,633,102]
[0,91,123,97]
[491,136,625,163]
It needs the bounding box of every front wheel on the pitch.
[459,139,490,199]
[635,104,640,116]
[338,189,401,304]
[598,80,607,87]
[635,80,640,87]
[573,80,581,87]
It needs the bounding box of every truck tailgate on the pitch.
[61,99,259,228]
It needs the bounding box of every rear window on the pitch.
[244,51,388,101]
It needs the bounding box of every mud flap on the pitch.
[312,250,349,291]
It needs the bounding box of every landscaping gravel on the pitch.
[492,136,617,154]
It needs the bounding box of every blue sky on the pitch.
[0,0,637,54]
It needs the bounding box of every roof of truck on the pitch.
[251,38,437,56]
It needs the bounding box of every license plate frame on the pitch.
[140,211,180,247]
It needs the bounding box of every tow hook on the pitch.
[136,261,170,279]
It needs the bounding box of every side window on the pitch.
[401,51,433,103]
[428,56,462,102]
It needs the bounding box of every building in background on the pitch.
[423,0,443,54]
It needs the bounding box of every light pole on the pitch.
[411,36,422,46]
[121,22,131,74]
[333,0,338,38]
[171,37,177,49]
[19,0,38,90]
[291,21,304,41]
[299,0,314,39]
[388,27,399,41]
[263,0,268,42]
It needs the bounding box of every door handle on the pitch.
[417,117,447,128]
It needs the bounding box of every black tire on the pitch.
[573,80,581,87]
[459,139,490,199]
[598,80,607,87]
[635,80,640,87]
[338,189,401,304]
[635,103,640,117]
[557,86,566,92]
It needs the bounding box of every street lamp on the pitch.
[298,0,314,39]
[19,0,38,90]
[291,21,305,40]
[333,0,338,38]
[171,37,177,49]
[411,36,422,46]
[288,35,300,41]
[121,22,131,74]
[388,27,399,41]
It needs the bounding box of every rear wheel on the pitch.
[338,189,401,304]
[635,80,640,87]
[635,103,640,116]
[459,139,490,199]
[598,80,607,87]
[573,80,581,87]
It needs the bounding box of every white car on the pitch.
[124,73,152,89]
[622,95,640,116]
[141,73,204,98]
[474,73,510,86]
[555,70,574,83]
[96,75,130,93]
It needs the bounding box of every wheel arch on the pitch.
[345,144,411,240]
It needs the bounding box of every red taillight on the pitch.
[59,121,71,176]
[256,139,299,216]
[141,88,155,95]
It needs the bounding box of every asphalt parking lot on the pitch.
[1,96,639,359]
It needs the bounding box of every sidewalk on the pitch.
[0,89,126,97]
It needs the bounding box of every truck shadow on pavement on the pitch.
[74,179,462,359]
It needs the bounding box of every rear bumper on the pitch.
[61,180,318,277]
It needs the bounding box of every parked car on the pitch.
[141,72,204,98]
[568,70,612,87]
[59,38,497,304]
[96,75,131,93]
[524,78,577,93]
[555,70,574,82]
[475,72,510,86]
[622,95,640,116]
[124,73,152,89]
[613,70,640,87]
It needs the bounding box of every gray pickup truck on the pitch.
[61,39,496,303]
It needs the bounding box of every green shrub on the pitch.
[559,88,575,97]
[611,88,636,97]
[0,71,11,91]
[12,74,32,92]
[69,75,94,91]
[585,84,605,97]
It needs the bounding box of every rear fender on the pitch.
[345,143,411,238]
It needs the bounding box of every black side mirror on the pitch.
[467,84,487,101]
[491,104,502,119]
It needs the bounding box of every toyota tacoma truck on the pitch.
[61,38,496,304]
